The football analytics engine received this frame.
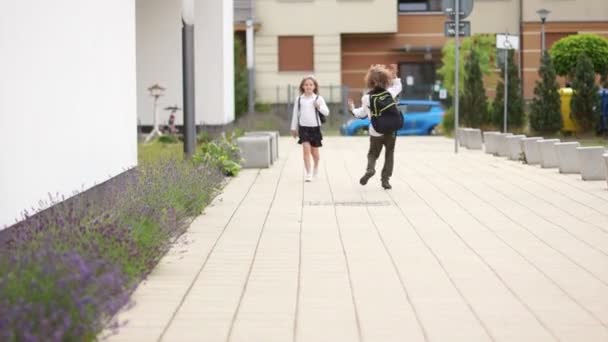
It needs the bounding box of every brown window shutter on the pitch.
[278,36,314,72]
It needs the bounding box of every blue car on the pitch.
[340,99,445,136]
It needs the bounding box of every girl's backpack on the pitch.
[368,87,403,134]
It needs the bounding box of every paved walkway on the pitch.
[107,137,608,342]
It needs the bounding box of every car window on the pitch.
[398,104,433,114]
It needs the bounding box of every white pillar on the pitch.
[196,0,234,126]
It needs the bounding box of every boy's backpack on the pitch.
[298,95,326,126]
[368,87,403,134]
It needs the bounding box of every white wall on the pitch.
[136,0,183,126]
[136,0,235,126]
[0,0,137,228]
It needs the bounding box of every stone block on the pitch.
[506,135,526,161]
[465,128,483,150]
[483,131,500,154]
[539,139,560,168]
[555,142,581,174]
[237,135,272,168]
[577,146,608,181]
[496,133,514,157]
[521,137,543,165]
[245,131,279,163]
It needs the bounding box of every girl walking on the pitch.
[290,75,330,182]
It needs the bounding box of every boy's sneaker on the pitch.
[381,179,392,190]
[359,170,375,185]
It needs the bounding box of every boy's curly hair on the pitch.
[364,65,391,90]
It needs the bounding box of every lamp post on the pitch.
[537,8,550,56]
[145,83,166,143]
[182,0,196,158]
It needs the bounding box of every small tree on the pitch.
[550,34,608,77]
[571,53,599,131]
[461,50,488,127]
[529,53,562,133]
[234,38,248,118]
[438,34,495,98]
[491,49,524,129]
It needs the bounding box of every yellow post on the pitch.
[559,87,578,133]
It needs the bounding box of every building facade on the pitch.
[0,0,138,228]
[251,0,607,103]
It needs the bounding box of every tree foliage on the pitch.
[529,53,562,133]
[550,34,608,76]
[491,49,524,129]
[571,53,599,131]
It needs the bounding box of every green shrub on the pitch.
[157,135,179,144]
[194,136,242,177]
[550,34,608,76]
[491,49,525,130]
[442,107,455,135]
[255,102,272,113]
[234,38,248,118]
[571,53,600,132]
[462,49,488,128]
[529,53,562,134]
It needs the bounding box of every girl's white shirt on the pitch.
[351,78,402,137]
[291,94,330,130]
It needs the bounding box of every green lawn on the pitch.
[138,142,185,164]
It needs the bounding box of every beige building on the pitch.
[249,0,607,103]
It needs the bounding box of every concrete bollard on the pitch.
[483,131,501,154]
[237,135,272,168]
[577,146,608,181]
[496,133,514,157]
[539,139,561,168]
[245,131,280,163]
[521,137,543,165]
[465,128,483,150]
[603,153,608,188]
[555,142,581,174]
[506,135,526,161]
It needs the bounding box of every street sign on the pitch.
[443,0,474,19]
[496,34,519,50]
[445,21,471,37]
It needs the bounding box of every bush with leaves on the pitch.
[461,50,488,128]
[491,49,525,130]
[529,53,562,134]
[234,38,248,119]
[550,34,608,76]
[438,34,495,98]
[571,53,600,132]
[193,135,242,177]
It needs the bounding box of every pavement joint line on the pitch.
[409,159,608,329]
[342,159,431,342]
[382,176,498,342]
[427,156,608,260]
[324,160,364,342]
[157,170,261,342]
[393,168,562,342]
[225,153,291,342]
[461,152,608,206]
[417,157,608,288]
[458,153,608,234]
[293,157,305,342]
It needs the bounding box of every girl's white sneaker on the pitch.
[304,173,313,182]
[313,167,319,179]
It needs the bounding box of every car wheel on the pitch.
[429,126,439,136]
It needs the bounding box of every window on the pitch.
[398,0,442,12]
[546,32,574,49]
[278,36,314,72]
